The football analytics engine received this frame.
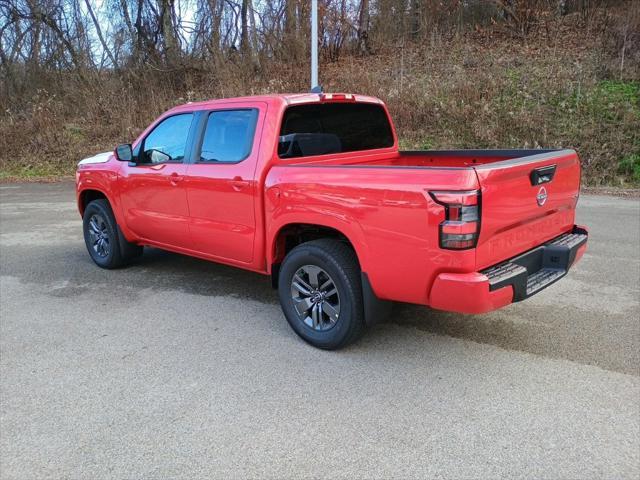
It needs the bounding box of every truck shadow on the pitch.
[117,247,282,305]
[3,238,630,374]
[386,302,524,350]
[85,246,572,361]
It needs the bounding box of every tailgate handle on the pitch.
[530,165,556,186]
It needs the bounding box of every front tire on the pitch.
[82,199,142,269]
[278,239,366,350]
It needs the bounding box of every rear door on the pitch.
[474,149,581,269]
[185,104,265,264]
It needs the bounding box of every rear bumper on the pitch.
[429,225,588,314]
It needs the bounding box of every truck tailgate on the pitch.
[474,149,581,269]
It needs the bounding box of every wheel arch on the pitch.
[267,220,373,296]
[78,188,110,216]
[270,223,390,326]
[77,186,136,243]
[269,222,364,275]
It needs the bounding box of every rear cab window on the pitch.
[278,102,394,159]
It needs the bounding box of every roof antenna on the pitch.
[310,0,322,93]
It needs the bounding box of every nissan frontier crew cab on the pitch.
[76,93,588,349]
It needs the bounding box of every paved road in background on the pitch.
[1,183,639,479]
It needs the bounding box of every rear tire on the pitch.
[278,239,366,349]
[83,199,142,269]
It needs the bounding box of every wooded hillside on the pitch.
[1,0,638,184]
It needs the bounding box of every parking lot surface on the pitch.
[1,182,639,478]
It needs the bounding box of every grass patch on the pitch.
[598,80,640,104]
[618,153,640,184]
[0,163,70,180]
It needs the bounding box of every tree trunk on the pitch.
[284,0,298,60]
[160,0,180,66]
[557,0,568,16]
[134,0,145,61]
[240,0,249,54]
[84,0,119,69]
[205,0,222,61]
[358,0,370,54]
[249,0,259,54]
[37,11,85,71]
[409,0,421,40]
[118,0,137,54]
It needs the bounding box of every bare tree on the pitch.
[240,0,249,54]
[84,0,118,68]
[160,0,180,65]
[358,0,370,54]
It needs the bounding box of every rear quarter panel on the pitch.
[265,165,480,305]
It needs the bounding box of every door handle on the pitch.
[231,176,250,191]
[530,165,556,185]
[169,172,184,185]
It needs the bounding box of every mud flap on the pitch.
[361,272,393,326]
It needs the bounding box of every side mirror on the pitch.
[115,143,133,162]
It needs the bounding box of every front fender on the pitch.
[76,162,135,242]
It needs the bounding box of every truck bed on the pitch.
[297,149,567,169]
[268,148,581,306]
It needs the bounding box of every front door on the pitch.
[119,112,196,249]
[186,106,263,264]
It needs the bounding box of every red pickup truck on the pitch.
[76,93,588,349]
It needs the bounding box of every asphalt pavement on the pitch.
[1,182,639,479]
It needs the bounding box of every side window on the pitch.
[199,109,258,163]
[142,113,194,164]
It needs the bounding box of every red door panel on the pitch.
[186,164,257,263]
[185,105,265,264]
[119,162,192,249]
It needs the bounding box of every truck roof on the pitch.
[168,93,384,113]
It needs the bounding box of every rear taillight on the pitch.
[429,190,480,250]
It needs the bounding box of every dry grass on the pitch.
[1,13,638,185]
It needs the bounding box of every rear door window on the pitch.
[199,109,259,163]
[279,103,394,158]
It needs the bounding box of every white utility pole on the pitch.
[311,0,319,91]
